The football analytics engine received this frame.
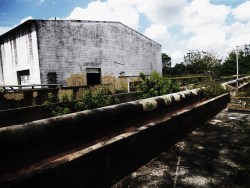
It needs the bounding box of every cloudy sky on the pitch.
[0,0,250,65]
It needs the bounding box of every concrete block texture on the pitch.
[35,20,162,86]
[0,21,41,85]
[0,20,162,87]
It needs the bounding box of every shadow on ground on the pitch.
[112,109,250,188]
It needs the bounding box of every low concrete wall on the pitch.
[0,85,138,111]
[221,76,250,90]
[0,105,52,127]
[0,91,230,187]
[0,92,138,127]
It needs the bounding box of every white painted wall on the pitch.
[0,22,41,85]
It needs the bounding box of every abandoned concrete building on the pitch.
[0,20,162,91]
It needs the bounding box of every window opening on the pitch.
[17,69,30,85]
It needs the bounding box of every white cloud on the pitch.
[137,0,188,26]
[227,21,250,47]
[187,29,227,50]
[171,50,184,65]
[66,0,139,29]
[182,0,230,34]
[38,0,45,4]
[232,1,250,21]
[144,24,169,42]
[20,16,33,24]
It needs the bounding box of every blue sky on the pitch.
[1,0,250,65]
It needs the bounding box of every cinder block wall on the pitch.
[0,21,41,85]
[35,20,162,86]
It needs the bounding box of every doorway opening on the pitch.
[47,72,58,84]
[86,68,101,86]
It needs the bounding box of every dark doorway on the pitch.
[86,68,101,86]
[17,69,30,85]
[47,72,58,84]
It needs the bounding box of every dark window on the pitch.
[47,72,57,84]
[86,68,101,85]
[17,69,30,85]
[129,81,141,92]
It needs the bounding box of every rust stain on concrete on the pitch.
[3,92,24,101]
[33,91,38,98]
[58,89,74,100]
[66,73,87,87]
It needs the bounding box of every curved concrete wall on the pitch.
[0,89,202,157]
[0,92,230,187]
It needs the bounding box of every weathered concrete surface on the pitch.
[112,109,250,188]
[0,85,138,111]
[0,92,138,127]
[0,20,162,88]
[0,92,229,187]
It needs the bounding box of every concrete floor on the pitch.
[112,109,250,188]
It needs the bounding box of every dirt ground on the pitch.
[112,109,250,188]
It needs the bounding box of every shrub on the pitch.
[75,87,119,111]
[137,71,180,99]
[203,82,227,99]
[114,88,128,94]
[44,93,73,116]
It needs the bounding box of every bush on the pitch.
[44,87,119,116]
[75,87,119,111]
[44,93,74,116]
[114,88,128,94]
[203,82,227,99]
[137,71,180,99]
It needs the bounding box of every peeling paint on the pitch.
[191,90,198,95]
[172,93,181,102]
[180,93,185,99]
[139,99,157,111]
[161,95,172,105]
[58,89,74,100]
[66,73,87,87]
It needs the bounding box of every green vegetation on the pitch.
[162,53,171,75]
[167,50,221,78]
[137,71,180,99]
[114,88,128,94]
[163,44,250,78]
[202,82,228,99]
[44,93,74,116]
[220,45,250,76]
[75,87,119,111]
[44,87,119,116]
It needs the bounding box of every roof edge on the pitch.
[0,19,162,46]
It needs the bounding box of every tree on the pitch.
[162,53,171,75]
[171,62,187,75]
[184,50,222,77]
[221,44,250,76]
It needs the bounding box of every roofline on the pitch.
[0,19,161,46]
[0,20,35,41]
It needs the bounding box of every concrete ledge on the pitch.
[0,89,202,156]
[0,92,139,127]
[0,92,230,187]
